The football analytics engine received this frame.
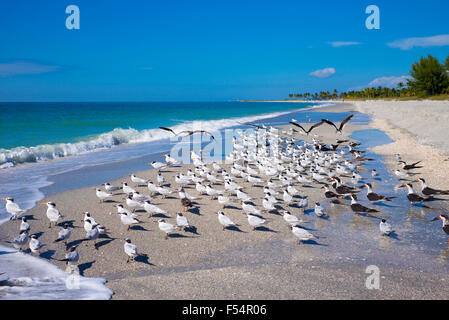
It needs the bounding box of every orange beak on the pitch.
[41,203,47,205]
[1,198,6,201]
[415,179,420,182]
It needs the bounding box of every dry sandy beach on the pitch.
[1,101,449,300]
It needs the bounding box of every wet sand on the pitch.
[1,103,449,299]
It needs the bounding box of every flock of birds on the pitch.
[2,114,449,269]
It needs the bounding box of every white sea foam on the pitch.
[0,106,326,168]
[0,245,113,300]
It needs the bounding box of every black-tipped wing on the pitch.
[307,120,325,133]
[338,114,354,131]
[178,130,215,140]
[321,119,338,131]
[289,122,307,133]
[159,127,177,135]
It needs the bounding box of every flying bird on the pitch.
[159,127,215,140]
[321,114,354,134]
[289,120,325,135]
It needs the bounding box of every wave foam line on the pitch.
[0,107,318,168]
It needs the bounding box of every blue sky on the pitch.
[0,0,448,101]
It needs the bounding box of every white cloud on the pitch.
[329,41,361,47]
[387,34,449,50]
[349,75,411,91]
[0,61,59,77]
[309,67,336,79]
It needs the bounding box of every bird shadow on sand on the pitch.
[183,226,200,235]
[298,240,328,246]
[23,214,37,221]
[79,261,96,275]
[301,185,315,189]
[223,226,246,233]
[150,213,171,219]
[268,210,282,216]
[222,205,240,210]
[187,207,202,216]
[56,220,78,229]
[33,231,45,239]
[253,226,278,233]
[167,233,196,239]
[374,202,400,208]
[383,232,400,241]
[39,249,55,260]
[134,253,155,266]
[129,225,149,232]
[102,199,118,204]
[303,209,315,215]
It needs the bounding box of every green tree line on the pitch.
[288,54,449,100]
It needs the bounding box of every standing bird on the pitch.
[148,161,167,171]
[157,172,166,185]
[181,197,193,213]
[157,219,178,239]
[10,230,29,251]
[246,213,267,230]
[124,238,138,263]
[118,212,141,230]
[291,225,319,244]
[400,183,432,207]
[379,219,394,236]
[176,212,190,230]
[431,214,449,243]
[122,182,136,195]
[415,178,449,196]
[217,211,237,230]
[282,210,304,227]
[362,183,396,206]
[2,197,26,220]
[19,217,30,232]
[41,202,62,228]
[54,224,71,246]
[321,114,354,134]
[60,245,79,265]
[131,174,148,186]
[126,195,144,212]
[399,160,422,171]
[96,188,112,203]
[104,182,120,193]
[81,219,100,249]
[29,234,42,254]
[314,202,326,218]
[349,195,379,215]
[143,200,166,217]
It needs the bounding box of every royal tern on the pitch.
[217,211,237,230]
[157,219,177,239]
[96,188,112,203]
[2,197,26,220]
[41,202,62,228]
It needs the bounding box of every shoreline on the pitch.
[1,101,449,299]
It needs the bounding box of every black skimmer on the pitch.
[349,194,379,214]
[362,183,396,205]
[322,184,341,203]
[289,120,325,136]
[431,214,449,243]
[321,114,354,134]
[330,177,359,196]
[399,183,432,207]
[415,178,449,196]
[399,160,422,171]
